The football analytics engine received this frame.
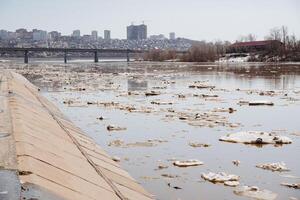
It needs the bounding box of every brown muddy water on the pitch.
[2,61,300,200]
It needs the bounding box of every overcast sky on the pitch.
[0,0,299,42]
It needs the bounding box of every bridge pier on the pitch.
[126,49,130,62]
[64,51,67,63]
[24,50,28,64]
[94,51,98,63]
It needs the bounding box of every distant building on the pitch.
[104,30,111,40]
[91,30,98,40]
[0,30,8,40]
[127,24,147,40]
[227,40,283,53]
[149,34,166,40]
[32,29,47,41]
[169,32,176,40]
[72,30,80,38]
[48,31,61,40]
[82,35,93,42]
[16,28,30,40]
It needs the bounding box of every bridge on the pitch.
[0,47,145,63]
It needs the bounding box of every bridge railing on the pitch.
[0,48,142,63]
[0,47,186,63]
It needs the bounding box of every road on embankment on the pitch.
[0,70,154,200]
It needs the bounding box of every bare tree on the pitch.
[269,27,282,41]
[281,26,288,46]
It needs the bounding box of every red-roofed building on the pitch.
[227,40,283,53]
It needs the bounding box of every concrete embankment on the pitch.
[0,70,154,200]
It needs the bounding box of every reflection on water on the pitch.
[128,79,148,91]
[2,61,300,200]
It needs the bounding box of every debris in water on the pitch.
[234,186,278,200]
[173,159,203,167]
[212,107,236,113]
[140,176,159,180]
[219,131,292,145]
[87,101,97,105]
[195,94,219,98]
[179,116,188,120]
[232,160,240,166]
[112,156,121,162]
[259,91,276,96]
[63,99,74,104]
[156,164,169,170]
[145,91,160,96]
[249,100,274,106]
[167,183,182,190]
[97,116,104,120]
[239,100,274,106]
[161,174,180,178]
[189,142,211,148]
[256,162,289,172]
[106,125,127,131]
[151,101,173,105]
[108,139,124,147]
[201,172,239,187]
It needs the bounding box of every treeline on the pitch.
[143,25,300,62]
[143,41,231,62]
[143,49,177,61]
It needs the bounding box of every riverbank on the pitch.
[0,70,153,200]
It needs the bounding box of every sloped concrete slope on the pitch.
[0,71,154,200]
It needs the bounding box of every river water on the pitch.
[2,61,300,200]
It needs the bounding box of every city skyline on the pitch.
[1,25,178,41]
[0,0,299,42]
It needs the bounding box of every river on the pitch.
[2,61,300,200]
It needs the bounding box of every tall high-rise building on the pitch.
[91,30,98,40]
[32,29,47,41]
[72,30,80,38]
[127,24,147,40]
[169,32,176,40]
[104,30,111,40]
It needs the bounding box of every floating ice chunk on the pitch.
[219,131,292,145]
[189,83,215,89]
[234,186,278,200]
[224,181,240,187]
[281,182,300,189]
[201,172,239,185]
[256,162,289,172]
[173,159,203,167]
